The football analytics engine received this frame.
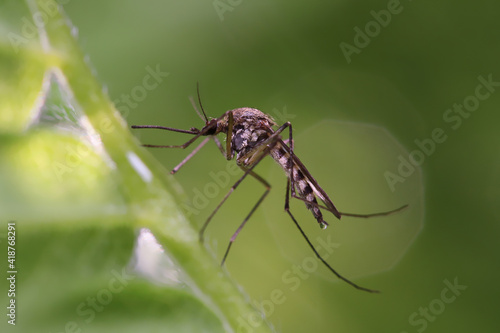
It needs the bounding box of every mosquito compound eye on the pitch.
[204,126,217,135]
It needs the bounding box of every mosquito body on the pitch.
[229,108,335,227]
[207,107,332,228]
[132,89,407,293]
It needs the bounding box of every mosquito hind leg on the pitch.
[290,194,409,219]
[283,178,379,293]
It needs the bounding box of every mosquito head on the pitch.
[200,118,219,136]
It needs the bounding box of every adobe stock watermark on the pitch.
[400,277,467,333]
[53,268,135,333]
[340,0,409,64]
[47,64,168,182]
[385,74,498,192]
[213,0,244,21]
[8,0,72,53]
[50,140,95,183]
[113,65,170,123]
[236,235,340,333]
[182,162,241,217]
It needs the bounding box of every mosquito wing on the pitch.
[277,140,342,220]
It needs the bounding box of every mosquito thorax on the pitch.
[230,107,277,126]
[225,108,278,166]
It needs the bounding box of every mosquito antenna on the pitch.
[196,82,209,123]
[189,96,205,122]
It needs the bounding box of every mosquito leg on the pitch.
[170,133,228,175]
[133,111,233,174]
[282,123,333,226]
[221,168,271,266]
[286,123,296,198]
[199,174,246,242]
[282,129,406,221]
[200,122,288,242]
[131,125,206,149]
[132,109,230,150]
[225,111,234,160]
[131,125,199,135]
[284,178,379,293]
[237,121,291,166]
[175,136,225,174]
[339,204,409,218]
[199,132,278,242]
[170,137,211,174]
[199,154,266,242]
[211,137,226,157]
[290,194,409,219]
[206,125,291,249]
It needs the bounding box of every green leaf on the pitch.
[0,1,273,332]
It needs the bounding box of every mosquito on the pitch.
[131,86,408,293]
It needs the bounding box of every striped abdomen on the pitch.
[270,141,328,229]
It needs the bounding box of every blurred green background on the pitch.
[3,0,500,332]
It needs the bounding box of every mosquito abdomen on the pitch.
[270,144,328,229]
